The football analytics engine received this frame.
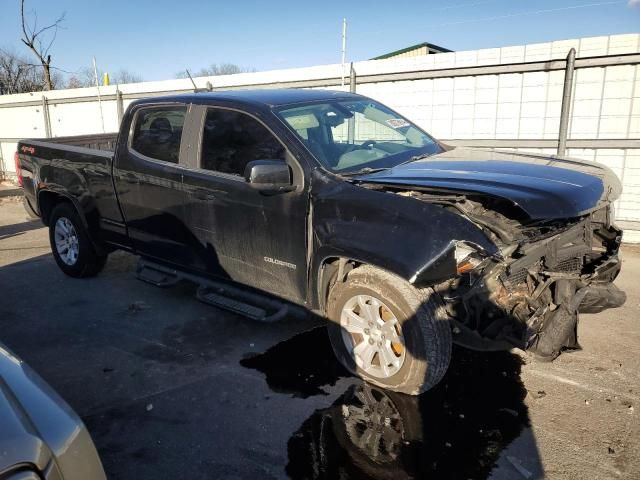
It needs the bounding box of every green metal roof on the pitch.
[372,42,452,60]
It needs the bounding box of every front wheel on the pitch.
[327,265,452,395]
[49,203,107,278]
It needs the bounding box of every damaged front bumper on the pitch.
[579,281,627,313]
[437,212,626,359]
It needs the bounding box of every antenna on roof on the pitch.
[185,69,199,92]
[185,69,214,93]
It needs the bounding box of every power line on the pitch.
[437,0,495,11]
[439,1,624,26]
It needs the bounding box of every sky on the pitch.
[1,0,639,82]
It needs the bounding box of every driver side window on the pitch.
[200,108,285,176]
[130,107,186,163]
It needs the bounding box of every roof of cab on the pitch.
[134,88,363,108]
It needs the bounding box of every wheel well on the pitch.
[317,257,359,312]
[38,191,74,226]
[38,191,109,256]
[316,258,421,312]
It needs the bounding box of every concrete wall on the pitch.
[1,33,639,240]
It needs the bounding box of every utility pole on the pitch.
[93,57,105,133]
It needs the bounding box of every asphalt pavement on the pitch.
[0,197,638,479]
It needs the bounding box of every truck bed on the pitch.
[17,133,124,246]
[29,133,119,152]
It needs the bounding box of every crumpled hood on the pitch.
[354,148,622,220]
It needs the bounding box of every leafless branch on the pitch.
[0,48,52,94]
[19,0,65,90]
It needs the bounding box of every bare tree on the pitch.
[63,74,84,89]
[0,48,48,94]
[111,69,143,84]
[65,66,143,89]
[20,0,65,91]
[64,66,97,89]
[176,63,254,78]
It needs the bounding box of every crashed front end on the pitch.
[435,203,625,359]
[350,146,626,360]
[388,188,627,359]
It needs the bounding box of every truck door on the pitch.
[113,103,195,265]
[179,106,309,303]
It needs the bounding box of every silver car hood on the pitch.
[0,343,106,479]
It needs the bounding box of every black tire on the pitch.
[327,265,452,395]
[48,202,107,278]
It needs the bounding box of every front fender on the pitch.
[310,176,498,302]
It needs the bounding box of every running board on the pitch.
[136,259,288,323]
[136,262,181,287]
[197,286,288,323]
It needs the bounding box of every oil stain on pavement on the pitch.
[240,327,349,398]
[242,327,531,479]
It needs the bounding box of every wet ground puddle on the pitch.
[242,327,532,479]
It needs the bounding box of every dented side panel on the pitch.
[308,169,498,304]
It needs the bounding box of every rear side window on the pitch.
[130,107,186,163]
[200,109,285,176]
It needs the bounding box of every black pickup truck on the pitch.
[16,89,625,394]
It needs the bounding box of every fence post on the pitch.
[347,63,357,144]
[116,88,124,126]
[41,95,51,138]
[557,48,576,157]
[349,62,356,93]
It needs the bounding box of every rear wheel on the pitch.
[327,265,451,395]
[49,203,107,277]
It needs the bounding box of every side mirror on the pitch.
[244,160,294,192]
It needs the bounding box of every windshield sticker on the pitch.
[284,113,319,130]
[386,118,410,129]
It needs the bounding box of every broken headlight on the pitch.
[454,242,487,274]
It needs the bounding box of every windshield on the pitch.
[276,99,441,174]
